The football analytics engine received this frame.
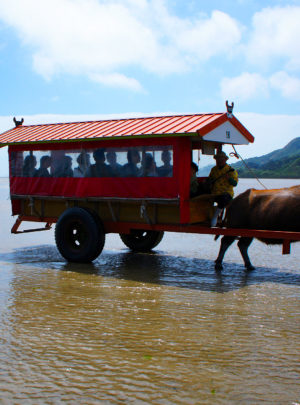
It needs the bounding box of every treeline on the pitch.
[232,137,300,179]
[237,154,300,178]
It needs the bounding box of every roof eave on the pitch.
[3,131,198,148]
[197,113,254,143]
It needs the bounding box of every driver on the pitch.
[209,151,238,226]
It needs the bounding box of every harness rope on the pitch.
[230,145,268,190]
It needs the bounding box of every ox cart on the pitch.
[0,109,299,263]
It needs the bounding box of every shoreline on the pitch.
[239,176,300,179]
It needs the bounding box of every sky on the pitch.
[0,0,300,175]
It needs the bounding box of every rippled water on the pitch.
[0,178,299,404]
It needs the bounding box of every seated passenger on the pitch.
[190,162,200,198]
[122,149,141,177]
[22,154,38,177]
[157,150,173,177]
[51,150,66,177]
[35,155,51,177]
[74,152,90,177]
[85,148,112,177]
[106,150,122,177]
[53,155,73,177]
[141,153,157,177]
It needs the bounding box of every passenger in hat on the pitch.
[208,150,238,226]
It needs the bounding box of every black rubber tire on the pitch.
[119,230,164,252]
[55,207,105,262]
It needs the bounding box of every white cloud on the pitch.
[220,72,269,102]
[218,5,300,104]
[269,71,300,101]
[0,0,160,75]
[247,6,300,70]
[174,10,241,61]
[89,72,144,92]
[221,71,300,102]
[0,0,242,87]
[2,0,299,103]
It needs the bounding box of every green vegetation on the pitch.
[233,137,300,179]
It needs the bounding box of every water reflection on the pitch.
[1,245,300,294]
[1,245,300,404]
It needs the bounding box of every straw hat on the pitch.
[214,151,229,160]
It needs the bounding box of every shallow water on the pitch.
[0,178,299,404]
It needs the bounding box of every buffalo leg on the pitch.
[237,237,255,270]
[215,236,236,271]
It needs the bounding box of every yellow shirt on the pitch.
[209,164,238,197]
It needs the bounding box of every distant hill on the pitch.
[197,137,300,178]
[233,137,300,178]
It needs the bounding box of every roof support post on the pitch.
[282,239,291,255]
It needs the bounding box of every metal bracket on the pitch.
[140,202,152,225]
[29,197,41,218]
[108,201,117,222]
[11,216,52,234]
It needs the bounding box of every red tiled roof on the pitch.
[0,113,254,146]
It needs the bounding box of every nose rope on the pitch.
[230,145,268,190]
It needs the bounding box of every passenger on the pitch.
[190,162,200,198]
[62,155,74,177]
[208,151,238,226]
[157,150,173,177]
[22,154,37,177]
[106,150,122,177]
[35,155,51,177]
[53,155,73,177]
[50,150,66,177]
[141,153,157,177]
[52,155,73,177]
[85,148,112,177]
[122,149,141,177]
[74,152,90,177]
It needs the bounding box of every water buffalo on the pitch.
[215,185,300,271]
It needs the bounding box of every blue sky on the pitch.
[0,0,300,175]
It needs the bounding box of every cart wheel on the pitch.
[55,207,105,262]
[120,230,164,252]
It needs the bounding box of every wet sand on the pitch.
[0,178,299,404]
